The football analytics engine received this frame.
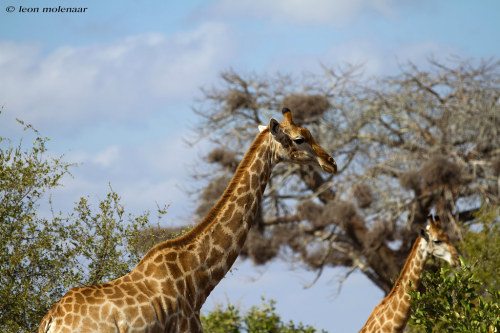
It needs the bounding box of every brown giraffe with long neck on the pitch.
[39,108,337,333]
[359,215,460,333]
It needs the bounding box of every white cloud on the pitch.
[210,0,396,25]
[0,22,233,135]
[92,145,120,167]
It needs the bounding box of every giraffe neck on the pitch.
[359,237,429,333]
[386,236,428,330]
[397,236,428,293]
[190,127,276,287]
[133,129,278,311]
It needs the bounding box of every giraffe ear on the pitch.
[433,215,442,228]
[420,228,429,242]
[258,125,267,133]
[428,215,441,229]
[269,118,281,136]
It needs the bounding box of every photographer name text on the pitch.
[6,5,88,13]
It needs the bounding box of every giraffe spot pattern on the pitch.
[212,224,233,249]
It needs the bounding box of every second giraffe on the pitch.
[359,215,460,333]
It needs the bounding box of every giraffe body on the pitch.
[359,216,460,333]
[38,108,337,333]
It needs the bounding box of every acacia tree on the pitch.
[188,59,500,294]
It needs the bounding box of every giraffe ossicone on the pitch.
[359,215,460,333]
[38,108,337,333]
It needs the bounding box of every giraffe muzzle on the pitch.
[321,156,337,174]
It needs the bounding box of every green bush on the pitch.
[409,263,499,332]
[0,117,167,332]
[408,206,500,333]
[202,302,242,333]
[202,298,325,333]
[460,206,500,294]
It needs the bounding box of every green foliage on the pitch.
[409,263,500,332]
[408,206,500,333]
[460,206,500,294]
[201,298,325,333]
[202,302,242,333]
[67,190,160,286]
[0,118,167,332]
[1,119,74,332]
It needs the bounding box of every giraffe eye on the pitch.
[293,138,305,145]
[433,240,442,245]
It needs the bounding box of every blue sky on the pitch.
[1,0,499,331]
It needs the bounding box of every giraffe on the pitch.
[359,215,461,333]
[38,108,337,333]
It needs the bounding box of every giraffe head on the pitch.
[260,108,337,174]
[421,215,461,267]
